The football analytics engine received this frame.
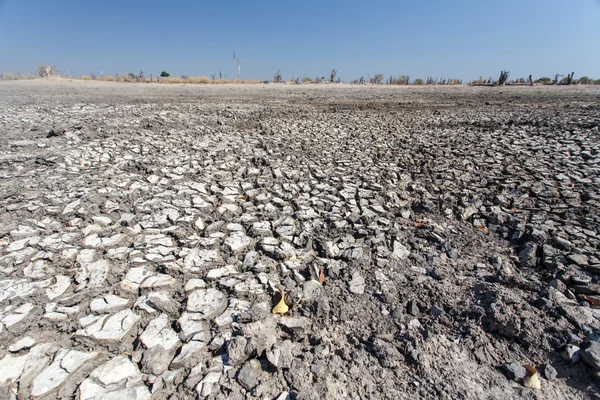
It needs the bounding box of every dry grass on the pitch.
[106,75,116,82]
[163,77,183,83]
[80,75,92,80]
[0,72,36,80]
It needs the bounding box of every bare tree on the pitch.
[528,75,533,86]
[566,71,575,85]
[330,69,337,83]
[553,74,563,85]
[211,73,216,82]
[233,52,240,80]
[498,70,510,85]
[274,70,282,83]
[219,69,222,80]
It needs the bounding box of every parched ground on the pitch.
[0,79,599,399]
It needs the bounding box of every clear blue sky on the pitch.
[1,0,599,81]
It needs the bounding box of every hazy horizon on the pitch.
[1,0,599,82]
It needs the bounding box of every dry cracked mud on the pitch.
[0,79,600,399]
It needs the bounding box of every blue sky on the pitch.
[1,0,599,81]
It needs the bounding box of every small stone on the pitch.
[562,344,580,363]
[392,240,410,260]
[279,316,310,335]
[237,361,259,390]
[302,280,324,301]
[571,275,592,285]
[543,364,558,381]
[275,392,292,400]
[568,253,588,266]
[141,345,175,375]
[348,272,365,295]
[581,341,600,370]
[407,300,419,316]
[227,337,250,366]
[430,305,443,316]
[504,362,526,381]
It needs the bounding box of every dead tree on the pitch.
[566,71,575,85]
[553,74,562,85]
[233,52,240,80]
[219,69,222,80]
[274,70,282,83]
[498,70,510,85]
[528,75,533,86]
[330,69,337,83]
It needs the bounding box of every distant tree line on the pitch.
[3,65,600,86]
[470,71,600,86]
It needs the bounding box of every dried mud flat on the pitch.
[0,79,600,399]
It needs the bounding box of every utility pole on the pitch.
[233,52,240,81]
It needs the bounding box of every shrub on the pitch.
[198,76,211,84]
[579,76,590,84]
[80,75,92,80]
[303,77,312,83]
[414,78,424,85]
[106,75,115,82]
[535,77,552,84]
[160,71,170,77]
[36,64,57,78]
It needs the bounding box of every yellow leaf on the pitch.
[272,289,289,315]
[523,373,541,389]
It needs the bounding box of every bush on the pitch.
[579,76,590,84]
[106,75,115,81]
[414,78,424,85]
[303,77,312,83]
[36,65,57,78]
[160,71,170,77]
[535,77,552,84]
[80,75,92,80]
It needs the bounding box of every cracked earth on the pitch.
[0,80,600,399]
